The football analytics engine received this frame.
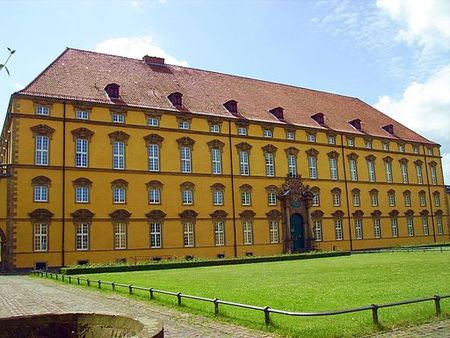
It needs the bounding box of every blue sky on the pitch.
[1,0,449,182]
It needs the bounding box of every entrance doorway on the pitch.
[290,213,305,251]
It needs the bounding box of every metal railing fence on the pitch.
[33,271,449,326]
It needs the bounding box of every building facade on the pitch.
[0,49,448,270]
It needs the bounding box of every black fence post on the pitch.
[371,304,379,325]
[149,288,154,299]
[77,277,80,285]
[129,285,133,295]
[213,298,219,315]
[87,279,90,287]
[177,292,182,306]
[264,306,271,325]
[68,276,71,284]
[112,282,115,291]
[434,295,441,316]
[62,275,64,282]
[98,280,101,289]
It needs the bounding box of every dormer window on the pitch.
[349,119,362,131]
[383,124,394,135]
[105,83,120,99]
[311,113,325,125]
[168,92,183,107]
[269,107,284,120]
[224,100,238,114]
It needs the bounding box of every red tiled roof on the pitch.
[18,48,434,144]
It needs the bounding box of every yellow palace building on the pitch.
[0,49,448,270]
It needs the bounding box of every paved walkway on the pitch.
[0,275,448,337]
[0,275,274,338]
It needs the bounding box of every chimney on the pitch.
[143,55,165,66]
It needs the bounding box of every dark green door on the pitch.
[290,213,305,251]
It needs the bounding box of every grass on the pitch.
[68,251,450,337]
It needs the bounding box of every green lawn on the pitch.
[78,251,450,337]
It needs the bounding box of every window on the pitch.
[367,157,376,182]
[36,105,50,116]
[422,214,429,236]
[427,147,433,156]
[243,221,253,245]
[347,138,354,147]
[150,222,162,248]
[388,191,396,207]
[413,146,419,154]
[148,188,161,204]
[352,190,360,207]
[75,138,88,168]
[404,191,411,207]
[76,223,89,250]
[373,218,381,239]
[266,187,277,206]
[211,148,222,174]
[436,214,443,235]
[313,220,322,241]
[178,120,190,130]
[213,189,224,206]
[112,113,125,123]
[34,185,49,202]
[263,129,273,138]
[239,151,250,176]
[384,158,393,183]
[180,146,192,173]
[75,186,89,203]
[382,142,390,151]
[400,160,409,183]
[76,110,89,120]
[419,191,426,207]
[312,189,320,206]
[34,223,48,251]
[147,117,159,127]
[355,218,363,240]
[391,215,398,237]
[430,164,438,185]
[332,189,341,207]
[35,135,49,166]
[370,190,378,207]
[307,152,318,179]
[287,154,297,176]
[406,215,414,236]
[148,144,160,172]
[328,152,339,180]
[215,221,225,246]
[265,152,275,177]
[328,135,336,145]
[415,162,423,184]
[241,191,251,206]
[286,131,295,140]
[113,187,126,204]
[307,133,316,142]
[238,126,247,136]
[113,141,125,170]
[182,189,194,205]
[183,222,195,247]
[349,158,358,181]
[398,144,405,152]
[210,124,220,133]
[365,140,372,149]
[269,221,279,243]
[433,192,440,207]
[114,223,127,249]
[335,219,343,240]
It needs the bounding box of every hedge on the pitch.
[60,251,350,275]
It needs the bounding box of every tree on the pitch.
[0,47,16,76]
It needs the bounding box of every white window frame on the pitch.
[373,218,381,239]
[180,146,192,173]
[385,161,393,183]
[213,190,224,206]
[307,133,316,142]
[388,192,396,207]
[34,185,49,202]
[243,221,253,245]
[365,140,372,149]
[265,152,275,177]
[422,215,429,236]
[36,105,50,116]
[214,221,225,246]
[210,124,220,133]
[238,127,247,136]
[150,222,162,248]
[113,187,126,204]
[430,165,438,185]
[183,222,195,247]
[148,144,160,172]
[436,215,443,235]
[35,135,49,166]
[391,216,399,237]
[367,160,376,182]
[419,192,426,207]
[267,191,277,206]
[114,223,127,249]
[352,192,360,207]
[179,120,190,130]
[314,220,322,242]
[182,189,194,205]
[147,117,159,127]
[76,223,89,251]
[76,110,89,120]
[148,188,161,204]
[312,191,320,206]
[113,141,125,170]
[404,192,411,207]
[239,151,249,176]
[34,223,48,251]
[335,219,343,240]
[329,158,338,180]
[288,154,297,176]
[382,142,390,151]
[286,131,295,140]
[370,192,378,207]
[407,215,414,236]
[263,129,272,138]
[75,138,88,168]
[328,135,336,144]
[241,191,251,206]
[332,192,341,207]
[355,218,363,240]
[347,138,354,147]
[308,155,318,179]
[349,159,358,181]
[401,162,409,183]
[399,144,405,152]
[75,186,89,203]
[269,220,279,243]
[416,164,423,184]
[211,148,222,174]
[433,193,440,207]
[112,113,125,123]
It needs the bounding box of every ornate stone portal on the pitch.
[277,174,314,253]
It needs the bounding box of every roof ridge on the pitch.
[18,48,71,95]
[64,47,358,102]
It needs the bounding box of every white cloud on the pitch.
[375,65,450,183]
[13,83,24,90]
[95,36,188,66]
[376,0,450,51]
